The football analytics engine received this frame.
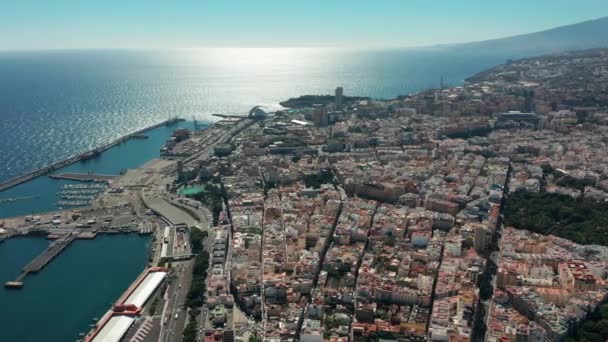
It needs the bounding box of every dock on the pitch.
[0,117,184,192]
[0,195,40,203]
[4,234,76,288]
[50,173,117,182]
[212,113,248,119]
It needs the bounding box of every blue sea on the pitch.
[0,48,513,183]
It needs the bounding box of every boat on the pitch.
[80,150,100,162]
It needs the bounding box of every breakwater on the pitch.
[0,117,184,192]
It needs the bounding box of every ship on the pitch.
[80,150,100,162]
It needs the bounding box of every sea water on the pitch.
[0,48,512,183]
[0,235,151,341]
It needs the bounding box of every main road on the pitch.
[159,261,193,342]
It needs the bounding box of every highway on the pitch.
[159,261,193,342]
[196,229,215,342]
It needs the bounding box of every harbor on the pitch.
[0,115,241,341]
[0,117,192,219]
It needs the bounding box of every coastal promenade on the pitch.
[0,117,183,192]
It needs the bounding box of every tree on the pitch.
[190,228,206,254]
[504,192,608,246]
[183,319,198,342]
[249,332,262,342]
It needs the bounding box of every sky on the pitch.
[1,0,608,50]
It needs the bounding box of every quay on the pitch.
[83,267,169,342]
[50,173,117,182]
[0,117,184,193]
[4,233,76,288]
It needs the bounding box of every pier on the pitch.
[4,234,76,288]
[0,117,184,192]
[3,227,153,289]
[50,173,117,182]
[212,113,248,119]
[0,195,40,203]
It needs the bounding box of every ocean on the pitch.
[0,48,510,183]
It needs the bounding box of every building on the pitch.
[313,105,329,127]
[335,86,344,110]
[494,111,544,129]
[474,225,491,252]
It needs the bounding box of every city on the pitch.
[2,48,608,341]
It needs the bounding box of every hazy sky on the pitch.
[2,0,608,50]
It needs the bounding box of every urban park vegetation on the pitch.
[504,191,608,246]
[183,228,210,342]
[189,183,224,225]
[566,304,608,342]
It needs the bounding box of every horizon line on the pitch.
[1,15,606,53]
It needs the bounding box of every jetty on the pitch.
[0,195,40,203]
[4,233,76,288]
[50,173,117,182]
[212,113,248,119]
[0,117,184,192]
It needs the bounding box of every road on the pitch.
[159,261,193,342]
[180,119,253,171]
[153,121,254,341]
[164,195,212,232]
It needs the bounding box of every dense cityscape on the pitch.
[2,47,608,342]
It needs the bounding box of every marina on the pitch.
[56,183,108,208]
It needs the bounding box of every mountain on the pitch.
[441,17,608,59]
